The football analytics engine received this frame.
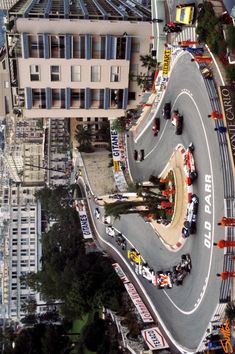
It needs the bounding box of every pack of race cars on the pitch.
[127,248,192,288]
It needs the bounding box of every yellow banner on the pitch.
[113,160,120,173]
[162,49,171,77]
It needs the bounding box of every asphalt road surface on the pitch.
[92,52,225,352]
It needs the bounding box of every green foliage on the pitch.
[226,25,235,51]
[139,54,159,70]
[98,121,111,143]
[82,315,105,352]
[196,1,227,55]
[111,117,127,133]
[10,324,70,354]
[225,65,235,81]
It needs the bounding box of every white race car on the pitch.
[183,143,198,185]
[102,215,111,224]
[139,263,157,285]
[106,226,115,237]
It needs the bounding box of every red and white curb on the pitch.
[152,144,194,252]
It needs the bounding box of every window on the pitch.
[110,66,121,82]
[4,81,9,88]
[91,66,101,82]
[51,65,60,81]
[128,92,136,100]
[71,65,81,82]
[30,65,40,81]
[2,60,6,70]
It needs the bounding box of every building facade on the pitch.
[0,0,18,10]
[6,0,151,119]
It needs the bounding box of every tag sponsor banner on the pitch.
[219,86,235,169]
[162,49,171,77]
[75,200,93,239]
[124,282,153,323]
[110,129,120,161]
[113,170,128,192]
[112,263,129,284]
[141,327,169,350]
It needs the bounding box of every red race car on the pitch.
[152,117,160,136]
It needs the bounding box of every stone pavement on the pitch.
[81,150,117,196]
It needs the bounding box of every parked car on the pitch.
[163,102,171,119]
[140,149,145,161]
[115,233,127,250]
[134,150,138,161]
[106,226,115,237]
[156,271,173,289]
[182,194,199,237]
[152,117,160,136]
[94,207,100,219]
[175,3,195,25]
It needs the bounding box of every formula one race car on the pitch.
[106,226,115,237]
[171,110,183,135]
[102,215,111,224]
[156,271,173,289]
[139,263,157,285]
[127,248,142,265]
[163,102,171,119]
[183,143,198,185]
[171,254,192,285]
[115,233,127,250]
[182,194,199,237]
[152,117,160,136]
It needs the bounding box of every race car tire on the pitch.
[181,254,187,260]
[175,280,183,286]
[158,285,163,289]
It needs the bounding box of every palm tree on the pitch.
[104,191,166,220]
[75,125,94,152]
[139,54,159,70]
[225,301,235,324]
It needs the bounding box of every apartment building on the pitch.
[6,0,151,119]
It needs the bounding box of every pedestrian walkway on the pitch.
[171,26,197,46]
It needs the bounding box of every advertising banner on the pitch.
[75,200,93,239]
[219,86,235,170]
[112,263,129,284]
[162,49,171,77]
[124,282,153,323]
[141,327,169,350]
[110,129,120,161]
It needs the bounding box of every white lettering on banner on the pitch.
[110,129,120,161]
[141,327,169,350]
[112,263,130,284]
[124,282,153,323]
[78,211,93,239]
[204,175,212,248]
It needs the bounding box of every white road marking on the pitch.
[145,121,169,159]
[161,90,215,315]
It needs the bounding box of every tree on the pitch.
[75,125,94,152]
[139,54,159,70]
[104,191,165,219]
[226,24,235,51]
[21,297,37,315]
[82,316,105,352]
[97,121,111,142]
[111,117,128,133]
[225,64,235,81]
